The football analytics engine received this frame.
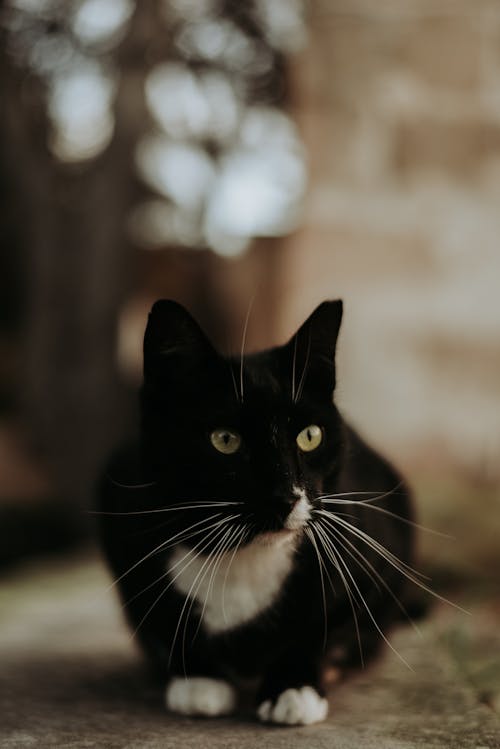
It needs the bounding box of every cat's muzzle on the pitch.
[253,493,311,536]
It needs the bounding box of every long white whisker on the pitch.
[294,327,311,404]
[320,497,451,538]
[319,521,414,671]
[240,293,256,403]
[121,516,238,608]
[166,518,240,670]
[318,518,421,636]
[181,528,233,675]
[291,336,298,402]
[180,528,232,674]
[317,509,427,581]
[321,520,383,593]
[90,501,243,517]
[129,518,239,642]
[221,524,249,624]
[318,484,404,501]
[318,511,468,614]
[305,526,331,652]
[101,513,227,596]
[313,522,365,666]
[228,361,240,403]
[189,523,240,646]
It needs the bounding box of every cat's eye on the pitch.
[296,425,323,452]
[210,429,242,455]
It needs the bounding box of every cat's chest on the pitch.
[168,536,297,634]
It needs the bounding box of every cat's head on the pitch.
[141,299,344,548]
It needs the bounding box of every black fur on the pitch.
[98,300,414,717]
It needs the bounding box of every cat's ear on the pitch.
[284,300,343,396]
[143,300,215,380]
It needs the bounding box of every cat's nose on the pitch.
[270,494,299,513]
[274,494,311,527]
[281,494,299,507]
[266,495,297,525]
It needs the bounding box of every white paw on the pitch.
[257,686,329,726]
[165,677,236,717]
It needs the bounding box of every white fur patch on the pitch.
[169,488,312,633]
[257,687,329,725]
[285,495,311,530]
[165,677,236,717]
[169,532,297,634]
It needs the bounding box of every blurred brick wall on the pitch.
[282,1,500,472]
[272,0,500,568]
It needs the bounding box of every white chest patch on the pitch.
[168,532,298,634]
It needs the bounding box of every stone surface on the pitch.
[0,550,498,748]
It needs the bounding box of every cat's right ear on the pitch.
[282,300,343,397]
[143,300,215,381]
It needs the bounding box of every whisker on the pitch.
[294,327,311,404]
[120,516,238,608]
[128,521,230,640]
[318,484,404,502]
[102,513,227,595]
[320,496,451,538]
[89,500,244,517]
[240,293,256,403]
[312,522,365,666]
[316,509,428,581]
[181,526,236,672]
[320,520,382,593]
[104,476,157,490]
[320,523,414,671]
[291,336,298,402]
[168,522,235,671]
[317,511,468,614]
[318,518,421,637]
[228,361,240,404]
[305,526,331,652]
[221,524,250,624]
[132,520,233,652]
[190,523,241,646]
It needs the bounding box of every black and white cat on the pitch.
[99,300,415,725]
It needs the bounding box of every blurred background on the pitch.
[1,0,499,578]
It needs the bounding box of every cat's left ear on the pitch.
[143,300,216,381]
[283,300,343,396]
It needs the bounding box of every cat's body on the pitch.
[99,300,415,725]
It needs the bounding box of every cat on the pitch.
[98,299,416,726]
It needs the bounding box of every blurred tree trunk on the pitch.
[0,22,140,515]
[0,0,293,529]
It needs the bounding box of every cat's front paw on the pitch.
[257,686,328,726]
[166,676,236,717]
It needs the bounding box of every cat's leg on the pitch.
[257,654,328,726]
[122,580,237,718]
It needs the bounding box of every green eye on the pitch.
[210,429,242,455]
[296,425,323,452]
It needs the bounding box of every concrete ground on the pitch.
[0,550,499,749]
